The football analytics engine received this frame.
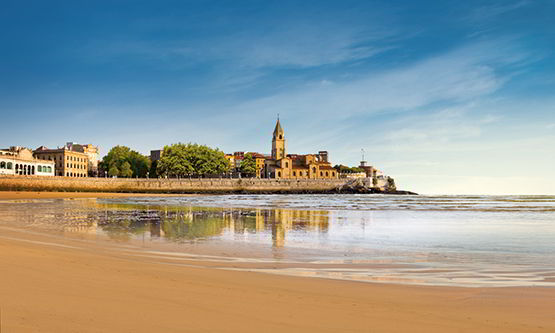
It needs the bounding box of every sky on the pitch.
[1,0,554,194]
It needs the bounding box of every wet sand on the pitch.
[1,228,554,332]
[1,191,554,332]
[0,190,190,200]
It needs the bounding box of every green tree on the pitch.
[333,164,364,174]
[386,177,396,191]
[240,153,257,177]
[128,150,150,178]
[108,165,119,177]
[157,143,230,177]
[102,145,151,178]
[120,161,133,178]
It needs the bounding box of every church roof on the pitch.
[273,118,283,135]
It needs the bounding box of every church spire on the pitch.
[273,116,283,136]
[272,117,285,160]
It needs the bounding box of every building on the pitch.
[0,147,55,176]
[264,119,338,179]
[224,154,235,171]
[233,151,245,170]
[150,149,163,162]
[66,142,100,176]
[250,153,268,178]
[227,151,268,178]
[358,160,377,178]
[34,146,89,177]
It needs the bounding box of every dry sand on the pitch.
[1,191,554,332]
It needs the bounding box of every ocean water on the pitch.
[1,194,554,287]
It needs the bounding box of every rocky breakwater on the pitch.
[336,178,418,195]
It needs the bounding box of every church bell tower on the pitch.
[272,118,285,160]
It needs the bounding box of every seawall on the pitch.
[0,176,348,194]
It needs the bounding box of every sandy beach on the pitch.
[1,192,554,332]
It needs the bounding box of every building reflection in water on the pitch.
[74,201,330,248]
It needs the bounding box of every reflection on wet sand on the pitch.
[2,196,555,287]
[67,200,330,248]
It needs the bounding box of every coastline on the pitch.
[0,226,553,332]
[0,175,417,195]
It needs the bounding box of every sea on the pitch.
[1,194,554,287]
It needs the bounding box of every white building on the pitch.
[0,147,55,176]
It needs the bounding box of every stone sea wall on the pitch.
[0,175,348,194]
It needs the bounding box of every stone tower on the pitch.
[272,118,285,160]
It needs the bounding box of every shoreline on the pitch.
[0,176,417,195]
[0,192,553,331]
[1,227,554,332]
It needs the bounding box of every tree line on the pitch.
[100,143,231,178]
[333,164,365,174]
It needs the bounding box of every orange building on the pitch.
[264,119,338,179]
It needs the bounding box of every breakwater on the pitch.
[0,175,350,194]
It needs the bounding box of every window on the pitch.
[277,171,281,178]
[279,135,282,139]
[320,171,323,176]
[332,172,335,177]
[312,167,316,173]
[38,165,42,172]
[326,172,329,177]
[285,162,289,168]
[0,161,5,169]
[293,171,296,176]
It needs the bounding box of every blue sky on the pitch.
[1,0,554,194]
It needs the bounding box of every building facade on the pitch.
[250,153,268,178]
[150,149,163,162]
[224,154,235,171]
[34,146,89,177]
[66,142,100,176]
[264,119,338,179]
[0,147,55,176]
[227,151,268,178]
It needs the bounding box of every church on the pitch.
[264,119,338,179]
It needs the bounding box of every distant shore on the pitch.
[0,175,417,195]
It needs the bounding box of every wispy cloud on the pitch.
[223,38,526,124]
[465,0,530,22]
[82,5,397,70]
